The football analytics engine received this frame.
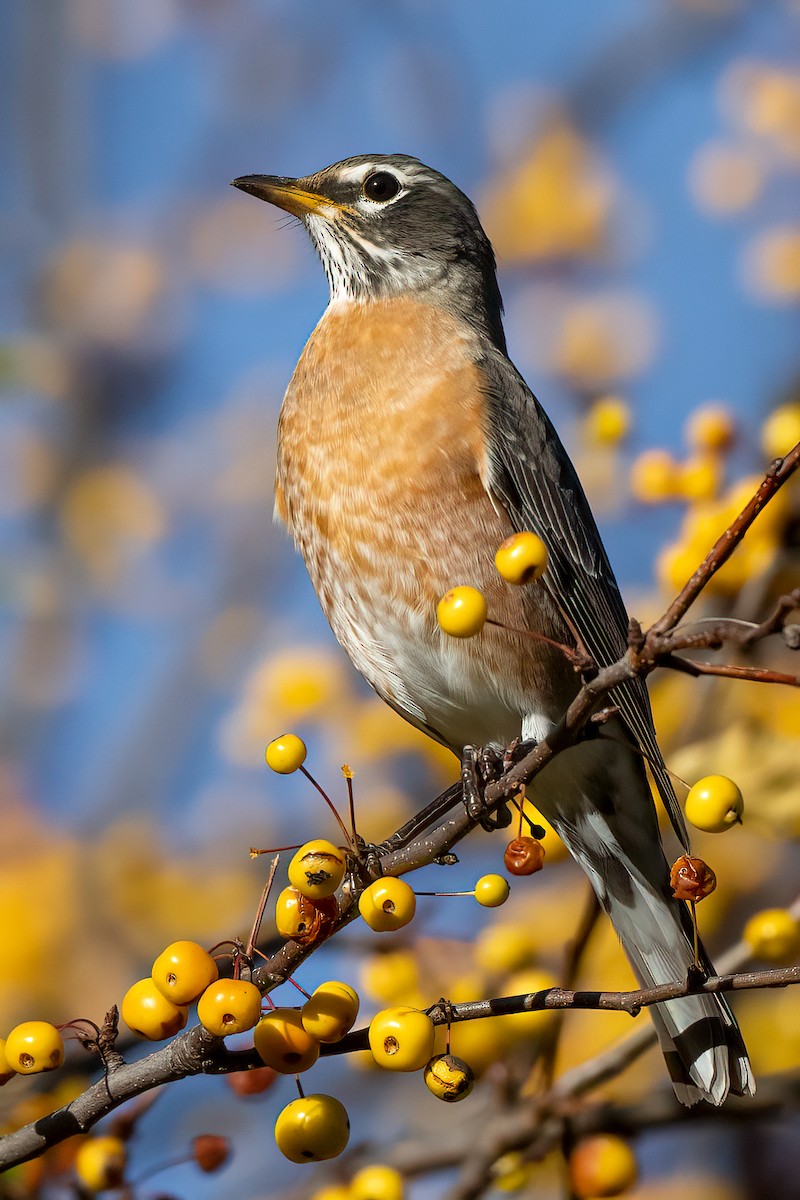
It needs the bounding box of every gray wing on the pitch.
[479,347,688,848]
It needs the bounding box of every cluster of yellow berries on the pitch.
[629,400,799,596]
[437,530,549,638]
[631,403,736,506]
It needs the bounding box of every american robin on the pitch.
[232,154,753,1106]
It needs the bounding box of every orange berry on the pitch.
[121,979,188,1041]
[254,1008,320,1073]
[151,940,219,1005]
[569,1134,638,1198]
[196,979,262,1037]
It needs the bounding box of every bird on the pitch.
[231,153,753,1106]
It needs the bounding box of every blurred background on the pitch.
[1,1,799,1197]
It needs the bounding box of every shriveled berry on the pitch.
[670,855,716,902]
[503,837,545,876]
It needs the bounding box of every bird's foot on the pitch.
[460,745,512,831]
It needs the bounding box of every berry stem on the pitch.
[246,855,281,959]
[299,766,356,851]
[344,768,359,848]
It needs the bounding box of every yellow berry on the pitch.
[75,1135,128,1191]
[475,924,534,975]
[685,774,744,832]
[762,402,800,461]
[630,449,679,503]
[436,586,487,637]
[494,532,548,585]
[474,874,510,908]
[254,1008,320,1073]
[275,886,337,944]
[678,454,722,503]
[288,840,347,900]
[151,940,219,1005]
[350,1163,405,1200]
[423,1053,475,1102]
[274,1094,350,1163]
[301,981,360,1043]
[4,1022,64,1074]
[0,1039,14,1085]
[360,950,420,1003]
[569,1134,638,1198]
[368,1006,435,1071]
[585,395,631,445]
[121,980,188,1041]
[492,1151,535,1192]
[196,979,262,1037]
[684,404,736,452]
[358,878,416,932]
[265,733,307,774]
[312,1188,351,1200]
[744,909,800,962]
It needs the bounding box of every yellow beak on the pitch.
[231,175,345,218]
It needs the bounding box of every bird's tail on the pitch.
[532,739,754,1106]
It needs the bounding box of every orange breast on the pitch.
[275,295,575,742]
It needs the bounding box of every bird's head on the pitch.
[232,153,505,347]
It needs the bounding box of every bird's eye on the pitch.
[362,172,402,203]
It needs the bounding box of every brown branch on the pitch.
[661,653,800,687]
